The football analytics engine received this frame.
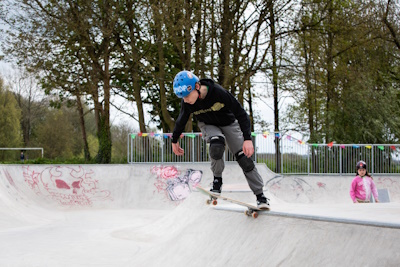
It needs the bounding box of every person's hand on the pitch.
[242,140,254,158]
[172,142,184,156]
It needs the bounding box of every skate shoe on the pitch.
[256,193,270,209]
[210,177,223,195]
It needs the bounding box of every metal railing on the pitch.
[127,132,400,175]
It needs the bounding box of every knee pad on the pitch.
[235,150,255,172]
[209,136,225,160]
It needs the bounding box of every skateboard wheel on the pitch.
[252,212,258,219]
[206,199,211,205]
[212,199,218,205]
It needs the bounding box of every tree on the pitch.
[0,76,23,159]
[6,70,47,146]
[32,108,76,159]
[0,0,121,163]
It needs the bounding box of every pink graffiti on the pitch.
[376,177,398,187]
[3,169,17,188]
[317,182,326,188]
[151,166,179,180]
[23,166,112,206]
[151,166,202,201]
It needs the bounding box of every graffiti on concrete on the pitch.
[316,182,326,189]
[23,166,112,206]
[151,166,202,201]
[266,176,314,202]
[376,177,400,196]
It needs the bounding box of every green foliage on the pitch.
[0,78,23,152]
[288,0,400,144]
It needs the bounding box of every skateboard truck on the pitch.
[206,195,218,206]
[244,209,259,218]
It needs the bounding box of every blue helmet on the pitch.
[173,70,199,98]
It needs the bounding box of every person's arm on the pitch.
[226,92,251,141]
[350,178,358,203]
[225,91,254,157]
[171,102,191,155]
[371,179,379,203]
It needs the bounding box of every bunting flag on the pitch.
[129,133,397,153]
[128,131,310,144]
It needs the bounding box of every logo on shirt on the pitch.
[193,102,225,115]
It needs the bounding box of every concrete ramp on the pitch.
[0,163,400,266]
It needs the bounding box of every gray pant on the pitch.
[198,120,264,195]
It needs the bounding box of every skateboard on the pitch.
[196,185,270,218]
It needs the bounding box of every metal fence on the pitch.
[127,132,400,175]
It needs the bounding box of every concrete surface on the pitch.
[0,163,400,266]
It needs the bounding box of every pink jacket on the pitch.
[350,175,378,203]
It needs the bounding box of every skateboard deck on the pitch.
[196,185,270,218]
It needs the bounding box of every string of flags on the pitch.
[129,132,398,151]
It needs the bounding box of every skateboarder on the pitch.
[171,70,270,209]
[350,160,379,203]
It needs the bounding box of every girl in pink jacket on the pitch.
[350,160,379,203]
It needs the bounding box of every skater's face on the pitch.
[357,168,366,176]
[183,89,198,105]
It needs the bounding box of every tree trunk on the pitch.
[269,2,281,173]
[76,95,91,161]
[152,1,175,131]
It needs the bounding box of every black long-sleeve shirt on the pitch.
[172,79,251,143]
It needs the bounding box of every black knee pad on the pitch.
[235,150,255,172]
[209,136,225,160]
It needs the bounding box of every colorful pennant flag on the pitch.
[378,146,384,151]
[327,142,334,148]
[390,146,396,150]
[340,145,345,149]
[366,145,372,149]
[186,134,196,138]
